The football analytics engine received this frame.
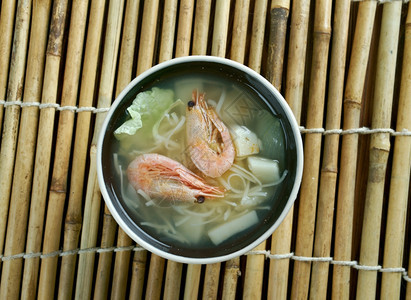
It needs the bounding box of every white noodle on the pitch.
[163,230,189,244]
[141,222,167,231]
[172,205,188,215]
[234,156,247,161]
[216,89,226,114]
[178,206,216,218]
[157,212,177,234]
[261,170,288,188]
[229,208,250,220]
[256,206,270,210]
[113,153,120,175]
[166,116,185,138]
[248,185,263,195]
[207,99,218,107]
[131,144,162,155]
[241,180,250,205]
[227,173,247,194]
[164,116,186,149]
[216,177,231,191]
[159,136,180,150]
[141,222,187,243]
[192,214,221,226]
[224,208,231,221]
[225,193,244,199]
[119,165,127,202]
[248,191,268,197]
[223,200,238,207]
[170,112,179,123]
[231,164,262,185]
[151,114,186,151]
[175,215,191,227]
[137,189,152,203]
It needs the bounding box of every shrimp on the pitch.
[127,153,224,204]
[186,90,235,178]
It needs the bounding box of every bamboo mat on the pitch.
[0,0,410,299]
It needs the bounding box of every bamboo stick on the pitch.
[158,0,178,62]
[115,0,141,95]
[129,1,160,298]
[221,258,240,300]
[248,0,268,74]
[34,1,90,299]
[22,0,69,295]
[380,3,411,298]
[22,4,70,290]
[202,263,221,299]
[71,1,124,299]
[163,261,183,299]
[111,230,134,299]
[357,2,402,299]
[265,4,290,298]
[350,1,382,259]
[0,0,17,134]
[268,1,310,299]
[145,255,166,299]
[38,1,104,299]
[192,0,212,55]
[136,0,160,75]
[230,0,250,63]
[175,0,194,57]
[351,6,379,261]
[330,2,377,299]
[282,0,311,122]
[183,265,202,299]
[309,0,351,299]
[22,0,69,298]
[265,0,289,89]
[243,248,266,299]
[0,0,31,262]
[94,1,140,299]
[211,0,231,57]
[241,2,268,297]
[129,249,148,299]
[0,1,51,298]
[93,206,118,299]
[290,1,332,298]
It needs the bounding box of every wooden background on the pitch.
[0,0,410,299]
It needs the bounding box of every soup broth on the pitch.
[108,70,290,255]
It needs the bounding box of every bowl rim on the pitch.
[97,55,303,264]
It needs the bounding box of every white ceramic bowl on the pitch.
[97,56,303,264]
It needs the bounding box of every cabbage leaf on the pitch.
[114,87,174,139]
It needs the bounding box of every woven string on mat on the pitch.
[0,247,409,283]
[1,100,410,136]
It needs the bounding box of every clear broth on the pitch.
[110,73,287,250]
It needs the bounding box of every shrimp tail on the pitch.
[176,167,225,198]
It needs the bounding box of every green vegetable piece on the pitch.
[114,87,174,139]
